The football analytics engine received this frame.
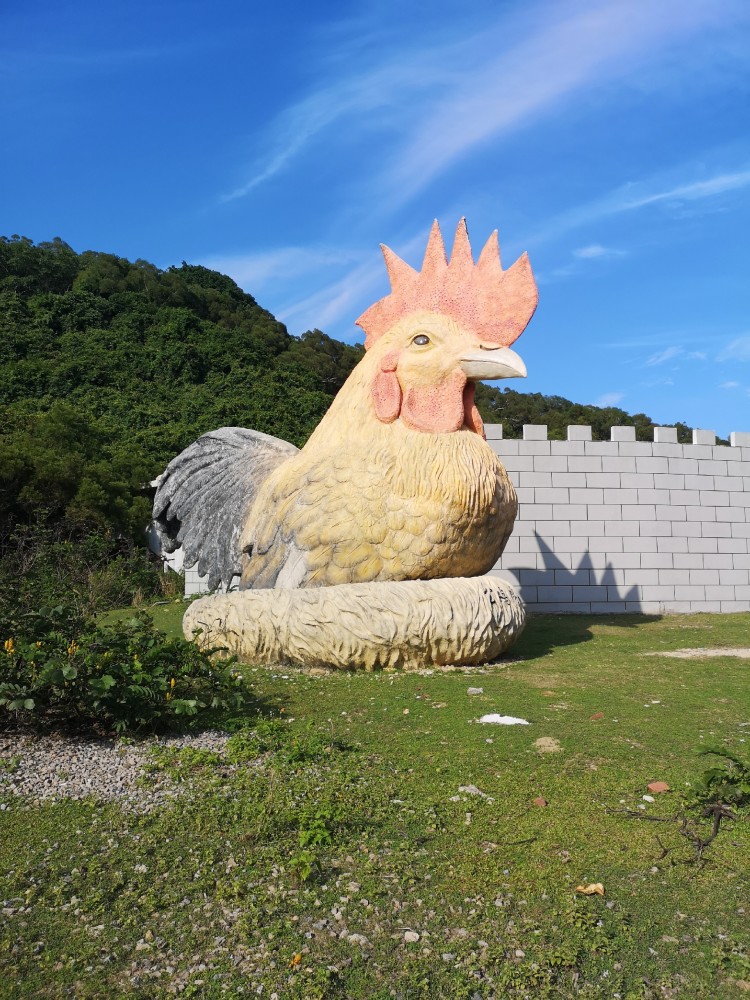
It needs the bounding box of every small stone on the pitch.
[347,933,370,947]
[467,688,484,696]
[533,796,548,807]
[647,781,670,794]
[515,949,525,958]
[642,795,655,803]
[404,931,420,943]
[589,712,605,721]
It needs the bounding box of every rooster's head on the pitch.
[355,219,537,436]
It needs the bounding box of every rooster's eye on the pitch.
[412,334,430,346]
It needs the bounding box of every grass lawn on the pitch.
[1,610,749,998]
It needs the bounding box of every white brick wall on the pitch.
[181,423,750,612]
[489,424,750,613]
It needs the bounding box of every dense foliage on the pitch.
[0,234,693,615]
[0,605,247,733]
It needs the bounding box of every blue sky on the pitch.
[3,0,749,436]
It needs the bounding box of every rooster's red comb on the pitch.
[356,218,538,350]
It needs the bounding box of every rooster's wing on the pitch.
[151,427,298,590]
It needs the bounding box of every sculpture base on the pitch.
[183,576,525,671]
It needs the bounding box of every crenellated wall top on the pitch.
[484,425,750,449]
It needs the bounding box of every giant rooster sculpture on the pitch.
[152,219,538,670]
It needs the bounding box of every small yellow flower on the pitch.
[170,677,176,689]
[289,953,302,968]
[3,638,15,655]
[35,641,42,649]
[67,640,78,657]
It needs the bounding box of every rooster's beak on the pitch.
[459,346,527,381]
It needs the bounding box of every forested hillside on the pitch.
[0,234,691,600]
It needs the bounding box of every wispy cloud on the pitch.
[198,246,360,293]
[531,166,750,246]
[717,335,750,362]
[596,391,625,406]
[221,0,747,207]
[573,244,625,259]
[720,380,740,388]
[646,346,683,366]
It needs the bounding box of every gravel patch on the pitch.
[642,648,750,659]
[0,729,231,812]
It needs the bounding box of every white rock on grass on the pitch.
[477,714,529,725]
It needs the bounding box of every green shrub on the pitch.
[0,607,247,733]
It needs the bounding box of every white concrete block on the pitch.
[690,569,721,585]
[622,472,654,489]
[519,471,553,488]
[684,474,710,491]
[656,536,689,553]
[497,455,533,473]
[640,521,673,537]
[730,431,750,447]
[603,456,637,473]
[535,487,571,504]
[668,490,700,506]
[523,441,552,456]
[653,473,685,490]
[640,585,679,602]
[690,537,720,552]
[569,456,602,473]
[567,425,592,441]
[573,585,609,601]
[721,601,750,612]
[523,424,548,440]
[700,490,730,507]
[570,520,600,536]
[496,439,519,455]
[611,426,636,442]
[714,475,744,492]
[684,445,714,459]
[569,488,603,504]
[668,457,699,475]
[552,440,585,456]
[538,585,573,602]
[537,454,569,472]
[686,505,716,522]
[555,472,588,487]
[616,442,654,457]
[581,442,611,456]
[622,503,654,521]
[638,457,670,473]
[720,538,749,553]
[641,552,677,569]
[586,472,621,488]
[624,569,660,585]
[699,460,728,477]
[604,488,639,504]
[604,521,640,536]
[637,489,671,504]
[703,522,732,538]
[693,429,716,445]
[652,443,684,458]
[654,426,678,443]
[588,536,623,552]
[674,585,706,600]
[484,423,503,440]
[656,504,687,521]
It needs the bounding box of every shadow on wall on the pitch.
[502,532,643,612]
